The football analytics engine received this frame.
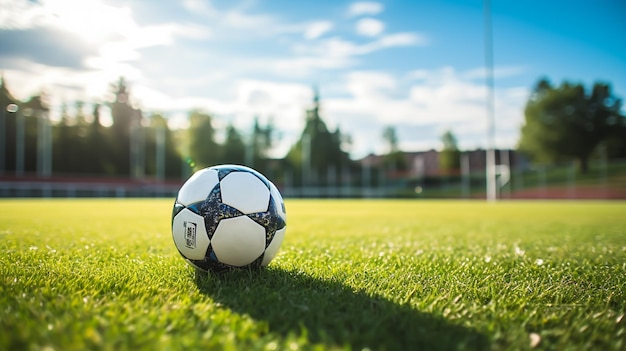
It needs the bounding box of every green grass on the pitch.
[1,199,625,350]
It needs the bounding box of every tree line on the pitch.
[0,77,357,183]
[1,75,624,184]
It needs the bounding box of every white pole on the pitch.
[461,152,470,198]
[0,107,5,175]
[500,149,510,198]
[139,118,145,179]
[45,109,52,176]
[601,147,608,199]
[328,164,336,197]
[16,108,24,176]
[130,119,136,178]
[3,104,19,175]
[362,161,371,198]
[568,160,576,199]
[245,131,254,167]
[484,0,497,201]
[156,126,165,181]
[37,108,51,177]
[301,133,310,189]
[37,109,44,177]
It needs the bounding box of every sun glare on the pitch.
[46,0,135,44]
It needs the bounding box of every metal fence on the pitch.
[1,159,625,199]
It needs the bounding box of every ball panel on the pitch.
[247,194,286,247]
[187,245,233,273]
[220,172,270,214]
[262,227,286,266]
[192,186,244,240]
[172,209,210,260]
[171,202,185,226]
[172,165,287,272]
[211,164,271,188]
[269,182,287,220]
[211,216,266,267]
[185,258,208,272]
[177,169,219,206]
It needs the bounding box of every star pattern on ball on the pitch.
[195,184,243,239]
[247,195,286,247]
[174,166,287,272]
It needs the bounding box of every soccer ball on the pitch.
[171,165,287,272]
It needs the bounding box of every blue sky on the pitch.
[1,0,624,158]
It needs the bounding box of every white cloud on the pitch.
[355,18,384,37]
[0,0,213,101]
[363,32,425,51]
[304,21,333,39]
[347,2,384,17]
[462,66,527,80]
[225,80,315,155]
[0,0,43,29]
[221,10,277,31]
[136,78,312,127]
[182,0,217,17]
[0,0,136,44]
[1,0,528,159]
[345,71,397,99]
[293,33,425,58]
[322,67,528,156]
[376,32,426,47]
[272,56,355,77]
[282,31,425,77]
[181,0,287,37]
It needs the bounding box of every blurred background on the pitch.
[1,0,625,199]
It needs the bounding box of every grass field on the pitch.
[1,199,625,350]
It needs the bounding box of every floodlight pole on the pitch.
[0,107,5,175]
[16,108,24,177]
[302,132,311,188]
[484,0,497,201]
[156,125,165,182]
[37,109,52,178]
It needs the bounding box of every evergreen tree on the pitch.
[21,95,46,174]
[144,113,183,179]
[188,109,220,169]
[73,101,89,173]
[108,77,142,175]
[286,89,352,185]
[0,76,19,173]
[86,104,108,174]
[439,130,460,174]
[53,103,71,174]
[222,123,246,165]
[247,116,278,173]
[381,125,407,172]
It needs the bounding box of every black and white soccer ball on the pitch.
[172,165,287,272]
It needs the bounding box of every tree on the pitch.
[247,116,277,172]
[285,89,352,185]
[188,109,220,169]
[1,76,20,174]
[107,77,144,176]
[439,129,460,174]
[72,101,89,173]
[519,79,624,173]
[381,125,407,172]
[85,103,111,174]
[382,125,399,152]
[143,113,183,179]
[53,103,71,173]
[222,123,246,165]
